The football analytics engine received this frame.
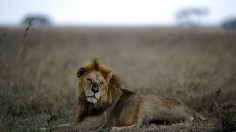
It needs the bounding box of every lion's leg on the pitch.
[51,123,94,132]
[112,123,139,131]
[50,123,76,131]
[40,123,75,131]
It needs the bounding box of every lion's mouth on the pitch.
[86,95,97,99]
[86,95,98,103]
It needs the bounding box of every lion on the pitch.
[52,59,206,131]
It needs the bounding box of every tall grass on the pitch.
[0,26,235,131]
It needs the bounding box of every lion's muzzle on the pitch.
[85,82,101,103]
[91,82,99,93]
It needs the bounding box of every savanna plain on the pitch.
[0,26,236,131]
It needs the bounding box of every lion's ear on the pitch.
[77,67,87,78]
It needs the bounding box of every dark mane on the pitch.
[109,74,124,90]
[92,58,99,70]
[108,74,134,104]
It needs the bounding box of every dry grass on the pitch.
[0,26,236,131]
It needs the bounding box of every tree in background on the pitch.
[222,18,236,29]
[21,14,51,27]
[175,7,209,27]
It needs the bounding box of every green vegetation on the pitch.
[0,27,235,131]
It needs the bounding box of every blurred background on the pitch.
[0,0,236,131]
[0,0,236,27]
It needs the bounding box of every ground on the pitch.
[0,26,235,131]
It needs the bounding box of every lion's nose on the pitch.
[91,83,99,93]
[91,87,99,93]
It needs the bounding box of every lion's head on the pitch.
[77,59,112,104]
[75,59,133,122]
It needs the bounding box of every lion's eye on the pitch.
[100,81,104,85]
[87,78,92,84]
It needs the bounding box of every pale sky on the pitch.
[0,0,236,26]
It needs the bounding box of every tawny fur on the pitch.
[52,59,205,131]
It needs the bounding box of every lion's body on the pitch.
[53,59,205,131]
[113,91,207,127]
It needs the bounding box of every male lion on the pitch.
[53,59,205,131]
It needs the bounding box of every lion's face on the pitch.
[80,71,108,103]
[77,60,112,104]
